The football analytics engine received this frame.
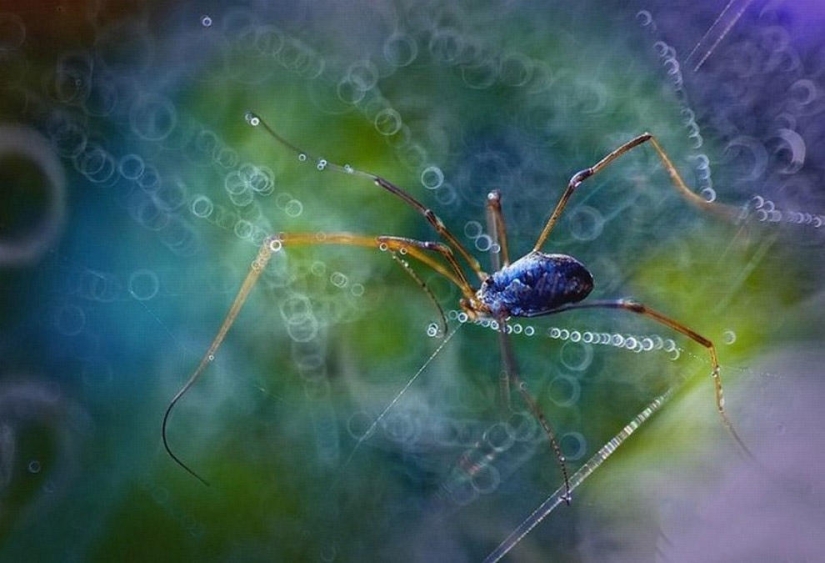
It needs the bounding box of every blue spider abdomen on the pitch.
[479,252,593,318]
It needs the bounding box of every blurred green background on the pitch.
[1,1,824,561]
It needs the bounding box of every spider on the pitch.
[163,111,749,504]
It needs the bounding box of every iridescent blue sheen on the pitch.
[479,252,593,318]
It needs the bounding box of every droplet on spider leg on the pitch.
[426,323,440,337]
[243,111,260,127]
[268,238,283,252]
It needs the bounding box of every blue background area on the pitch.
[1,1,824,561]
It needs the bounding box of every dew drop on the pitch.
[244,111,260,126]
[420,165,444,190]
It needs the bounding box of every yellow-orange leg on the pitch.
[546,298,752,456]
[163,230,481,482]
[533,133,738,252]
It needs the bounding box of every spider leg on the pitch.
[372,176,487,281]
[485,191,512,404]
[248,112,487,282]
[542,298,752,457]
[533,133,737,252]
[163,231,476,482]
[484,384,680,563]
[485,190,510,269]
[387,251,447,336]
[162,236,276,486]
[496,317,572,504]
[375,235,476,302]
